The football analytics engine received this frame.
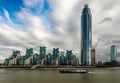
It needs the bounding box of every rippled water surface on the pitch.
[0,68,120,83]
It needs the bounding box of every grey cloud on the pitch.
[0,59,4,63]
[89,0,120,62]
[101,0,117,10]
[47,0,84,53]
[99,17,112,24]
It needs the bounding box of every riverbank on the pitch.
[1,65,120,70]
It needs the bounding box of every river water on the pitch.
[0,68,120,83]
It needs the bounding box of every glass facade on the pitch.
[81,4,92,65]
[111,45,117,62]
[46,53,52,65]
[26,48,33,57]
[52,48,59,65]
[59,53,67,65]
[72,55,77,65]
[20,56,25,65]
[40,46,46,64]
[33,53,39,65]
[66,50,72,65]
[4,58,9,65]
[40,46,46,59]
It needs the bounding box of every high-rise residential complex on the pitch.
[4,47,78,66]
[81,4,92,65]
[111,45,117,62]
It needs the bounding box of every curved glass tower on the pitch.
[81,4,92,65]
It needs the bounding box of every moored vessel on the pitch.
[59,69,88,73]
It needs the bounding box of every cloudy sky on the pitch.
[0,0,120,63]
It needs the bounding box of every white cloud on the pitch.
[24,0,43,7]
[2,8,12,23]
[23,0,44,15]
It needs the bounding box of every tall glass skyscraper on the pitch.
[81,4,92,65]
[111,45,117,62]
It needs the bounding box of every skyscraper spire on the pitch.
[85,4,88,8]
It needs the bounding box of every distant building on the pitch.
[52,48,59,65]
[39,46,46,65]
[3,50,21,66]
[24,48,33,65]
[76,58,79,66]
[26,48,33,57]
[97,61,102,65]
[20,56,26,65]
[91,49,96,65]
[111,45,117,62]
[4,58,9,65]
[46,53,52,65]
[72,55,77,66]
[58,51,67,65]
[81,4,92,65]
[33,53,39,65]
[66,50,72,65]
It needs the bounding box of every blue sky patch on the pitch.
[0,0,24,17]
[0,0,51,29]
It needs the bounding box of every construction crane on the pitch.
[92,38,101,49]
[91,38,101,65]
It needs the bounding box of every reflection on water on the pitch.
[0,68,120,83]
